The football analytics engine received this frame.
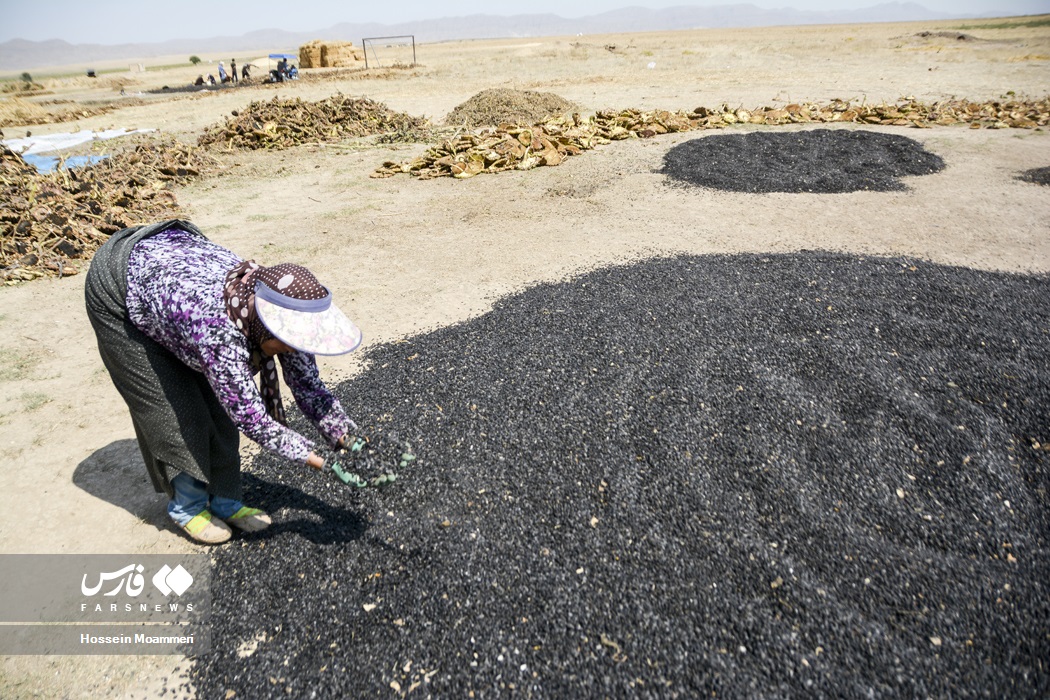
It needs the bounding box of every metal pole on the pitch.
[362,36,415,69]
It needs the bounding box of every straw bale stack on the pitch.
[298,40,363,68]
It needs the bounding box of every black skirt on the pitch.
[84,219,242,499]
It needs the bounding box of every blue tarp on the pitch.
[20,153,109,174]
[268,53,297,60]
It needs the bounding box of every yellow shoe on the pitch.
[223,506,272,532]
[181,510,232,544]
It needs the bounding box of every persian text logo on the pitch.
[81,564,145,596]
[81,564,194,597]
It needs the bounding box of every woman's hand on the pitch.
[305,452,326,470]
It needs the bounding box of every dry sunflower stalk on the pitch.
[197,94,428,151]
[1,137,217,283]
[3,94,426,283]
[373,96,1050,180]
[4,93,1046,282]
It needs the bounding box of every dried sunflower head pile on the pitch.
[197,94,428,150]
[373,96,1050,180]
[1,138,215,283]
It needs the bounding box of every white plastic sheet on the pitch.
[1,127,155,155]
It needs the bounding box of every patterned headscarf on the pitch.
[223,260,330,424]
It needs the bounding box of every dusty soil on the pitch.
[1,16,1048,699]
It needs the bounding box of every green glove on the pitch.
[331,434,415,488]
[328,459,397,488]
[343,436,367,454]
[329,460,367,488]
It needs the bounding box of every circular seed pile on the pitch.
[191,252,1049,699]
[661,129,946,193]
[443,88,578,128]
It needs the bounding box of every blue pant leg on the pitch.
[209,495,246,519]
[167,472,211,526]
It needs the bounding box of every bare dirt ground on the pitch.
[1,16,1048,698]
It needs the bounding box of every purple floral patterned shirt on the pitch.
[125,227,352,463]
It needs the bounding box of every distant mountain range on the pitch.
[0,2,1006,72]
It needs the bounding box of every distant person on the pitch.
[194,74,205,86]
[230,59,238,83]
[242,63,251,80]
[218,61,228,83]
[207,74,216,85]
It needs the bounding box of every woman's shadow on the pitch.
[72,440,366,545]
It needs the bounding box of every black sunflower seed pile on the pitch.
[661,129,947,193]
[190,252,1050,699]
[1019,166,1050,186]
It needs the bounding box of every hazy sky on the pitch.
[3,0,1047,44]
